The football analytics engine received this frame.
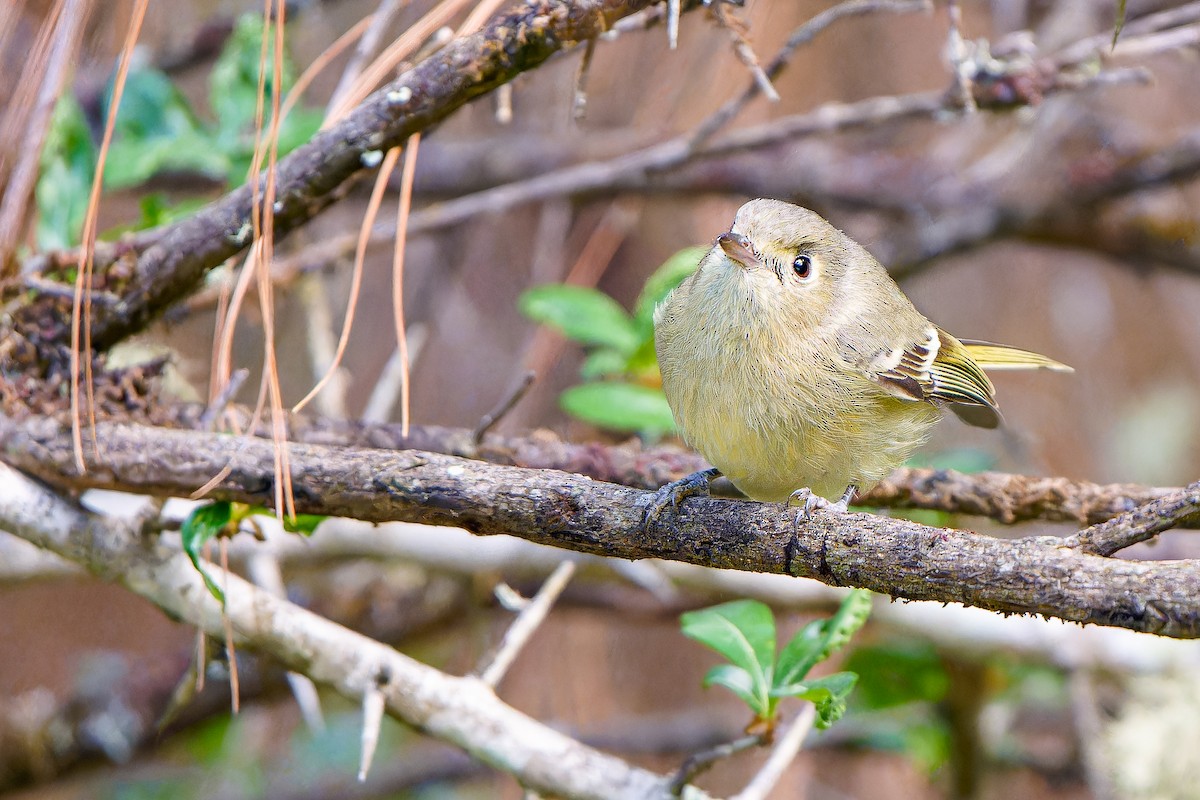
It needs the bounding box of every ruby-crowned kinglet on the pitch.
[650,199,1071,515]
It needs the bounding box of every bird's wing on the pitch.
[957,339,1073,372]
[848,325,1002,429]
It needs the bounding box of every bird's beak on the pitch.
[717,232,760,270]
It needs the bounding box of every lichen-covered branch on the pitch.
[3,417,1199,638]
[0,460,708,800]
[161,405,1189,527]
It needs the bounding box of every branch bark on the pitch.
[166,405,1191,527]
[0,460,708,800]
[4,417,1199,638]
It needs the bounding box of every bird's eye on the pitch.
[792,255,812,279]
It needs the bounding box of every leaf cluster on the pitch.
[518,246,705,437]
[680,590,872,730]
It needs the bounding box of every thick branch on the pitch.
[203,409,1191,527]
[0,460,704,800]
[4,417,1199,637]
[8,0,664,354]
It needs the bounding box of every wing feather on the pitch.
[870,328,1001,428]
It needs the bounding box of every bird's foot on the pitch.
[642,468,721,527]
[787,484,857,528]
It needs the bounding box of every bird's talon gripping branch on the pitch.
[643,467,721,526]
[787,484,856,531]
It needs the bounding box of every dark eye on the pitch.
[792,255,812,278]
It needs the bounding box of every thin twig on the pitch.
[473,370,537,444]
[479,560,577,687]
[496,83,515,124]
[297,273,351,419]
[361,323,429,423]
[943,0,976,112]
[670,734,765,795]
[709,1,779,104]
[359,682,386,781]
[328,0,409,114]
[689,0,931,148]
[572,37,597,121]
[1064,480,1200,557]
[198,368,250,431]
[730,706,816,800]
[1052,1,1200,66]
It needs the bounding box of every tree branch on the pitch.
[173,406,1192,527]
[7,0,670,356]
[0,459,709,800]
[3,417,1199,638]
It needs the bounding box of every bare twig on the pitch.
[197,368,250,430]
[479,560,577,687]
[328,0,410,114]
[1064,481,1200,557]
[296,272,352,419]
[730,706,816,800]
[472,369,537,444]
[943,0,976,112]
[358,683,386,780]
[670,734,765,794]
[361,323,429,423]
[689,0,931,148]
[572,37,598,121]
[709,1,779,104]
[1053,1,1200,66]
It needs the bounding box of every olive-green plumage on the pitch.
[653,199,1071,503]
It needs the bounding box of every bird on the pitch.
[648,198,1071,518]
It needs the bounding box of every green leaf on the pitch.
[774,619,829,689]
[906,447,996,473]
[519,284,639,354]
[103,67,228,188]
[181,502,232,602]
[819,589,873,658]
[795,672,859,729]
[702,664,768,718]
[775,590,872,688]
[842,641,949,710]
[35,94,95,249]
[282,514,326,535]
[559,382,675,435]
[209,14,320,183]
[580,348,629,380]
[682,600,775,716]
[633,246,705,331]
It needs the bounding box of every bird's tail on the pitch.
[960,340,1073,372]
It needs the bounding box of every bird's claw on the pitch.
[642,468,720,527]
[787,485,856,531]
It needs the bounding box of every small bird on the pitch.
[650,199,1071,516]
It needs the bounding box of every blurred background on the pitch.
[2,0,1200,796]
